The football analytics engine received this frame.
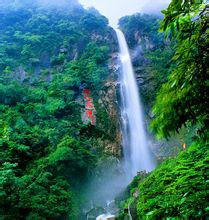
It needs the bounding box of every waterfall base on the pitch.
[96,214,115,220]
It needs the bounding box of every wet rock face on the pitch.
[81,89,96,125]
[97,137,121,156]
[76,53,121,157]
[40,52,51,68]
[13,65,27,83]
[134,31,154,50]
[97,75,122,157]
[98,81,117,119]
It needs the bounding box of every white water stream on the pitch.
[95,29,155,220]
[116,29,155,178]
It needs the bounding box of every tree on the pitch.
[0,1,116,218]
[151,0,209,139]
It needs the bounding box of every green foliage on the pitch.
[141,42,175,109]
[137,141,209,219]
[0,1,116,219]
[0,162,75,219]
[119,14,164,48]
[151,0,209,138]
[116,172,148,220]
[46,136,96,178]
[0,2,111,73]
[118,2,209,220]
[65,42,110,87]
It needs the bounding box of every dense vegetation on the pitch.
[137,142,208,219]
[152,0,209,139]
[118,0,209,219]
[0,1,118,219]
[0,0,208,219]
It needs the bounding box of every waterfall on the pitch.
[116,29,155,178]
[95,29,155,220]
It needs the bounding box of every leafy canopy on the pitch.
[151,0,209,139]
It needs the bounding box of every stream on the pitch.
[93,28,155,220]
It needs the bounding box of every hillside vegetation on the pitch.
[0,0,208,219]
[118,0,209,219]
[0,1,118,219]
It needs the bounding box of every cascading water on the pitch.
[116,28,155,178]
[95,29,155,220]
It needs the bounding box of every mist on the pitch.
[141,0,170,14]
[0,0,170,24]
[36,0,79,7]
[79,0,171,27]
[0,0,80,9]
